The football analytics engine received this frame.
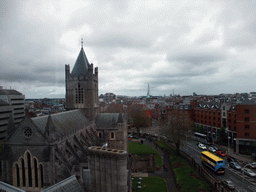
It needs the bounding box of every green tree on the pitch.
[160,110,192,154]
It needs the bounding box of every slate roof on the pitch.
[32,110,91,135]
[0,89,22,95]
[0,99,10,106]
[95,113,123,128]
[71,48,89,77]
[41,175,83,192]
[240,98,256,105]
[0,181,26,192]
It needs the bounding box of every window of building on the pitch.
[75,84,84,104]
[234,126,236,130]
[245,117,250,122]
[13,151,43,189]
[98,131,103,139]
[223,112,226,116]
[24,127,32,138]
[245,125,250,129]
[245,109,250,114]
[110,132,115,140]
[228,119,231,123]
[223,106,225,110]
[245,133,250,137]
[213,122,216,126]
[228,113,231,117]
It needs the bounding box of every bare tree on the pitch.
[128,104,151,137]
[160,109,192,154]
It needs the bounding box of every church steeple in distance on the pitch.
[71,38,89,77]
[146,84,150,99]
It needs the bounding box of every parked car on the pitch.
[208,147,216,153]
[242,168,256,177]
[227,156,238,163]
[198,143,207,150]
[229,161,241,170]
[222,180,235,190]
[216,150,226,157]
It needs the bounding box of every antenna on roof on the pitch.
[81,38,83,48]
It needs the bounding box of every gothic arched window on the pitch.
[75,84,84,104]
[13,151,43,189]
[98,131,103,139]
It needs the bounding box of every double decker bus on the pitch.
[194,132,209,144]
[201,151,225,174]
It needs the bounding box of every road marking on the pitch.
[248,185,256,192]
[236,188,247,192]
[229,176,239,183]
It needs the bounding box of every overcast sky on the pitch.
[1,0,256,99]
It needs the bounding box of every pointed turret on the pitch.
[71,40,90,77]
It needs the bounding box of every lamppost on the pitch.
[226,127,230,155]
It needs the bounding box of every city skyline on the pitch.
[1,1,256,98]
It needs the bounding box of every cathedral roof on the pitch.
[71,48,89,77]
[95,113,124,128]
[32,110,91,136]
[41,175,83,192]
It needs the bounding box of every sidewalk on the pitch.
[144,139,179,192]
[218,144,253,163]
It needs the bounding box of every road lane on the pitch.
[182,141,256,192]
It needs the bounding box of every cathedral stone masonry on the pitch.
[0,43,129,191]
[88,146,128,192]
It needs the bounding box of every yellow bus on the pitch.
[201,151,225,174]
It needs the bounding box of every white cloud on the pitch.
[1,0,256,98]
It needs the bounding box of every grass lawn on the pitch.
[157,141,212,192]
[128,142,163,167]
[132,176,167,192]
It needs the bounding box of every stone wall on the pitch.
[88,146,129,192]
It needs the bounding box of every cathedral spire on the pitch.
[71,40,89,77]
[146,84,150,99]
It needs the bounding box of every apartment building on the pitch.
[0,87,25,127]
[0,100,12,140]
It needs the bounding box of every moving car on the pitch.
[211,145,219,151]
[227,156,238,163]
[229,161,241,170]
[248,162,256,169]
[222,180,235,190]
[198,143,207,150]
[208,147,216,153]
[216,150,226,157]
[242,168,256,177]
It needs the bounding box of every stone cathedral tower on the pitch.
[65,40,99,121]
